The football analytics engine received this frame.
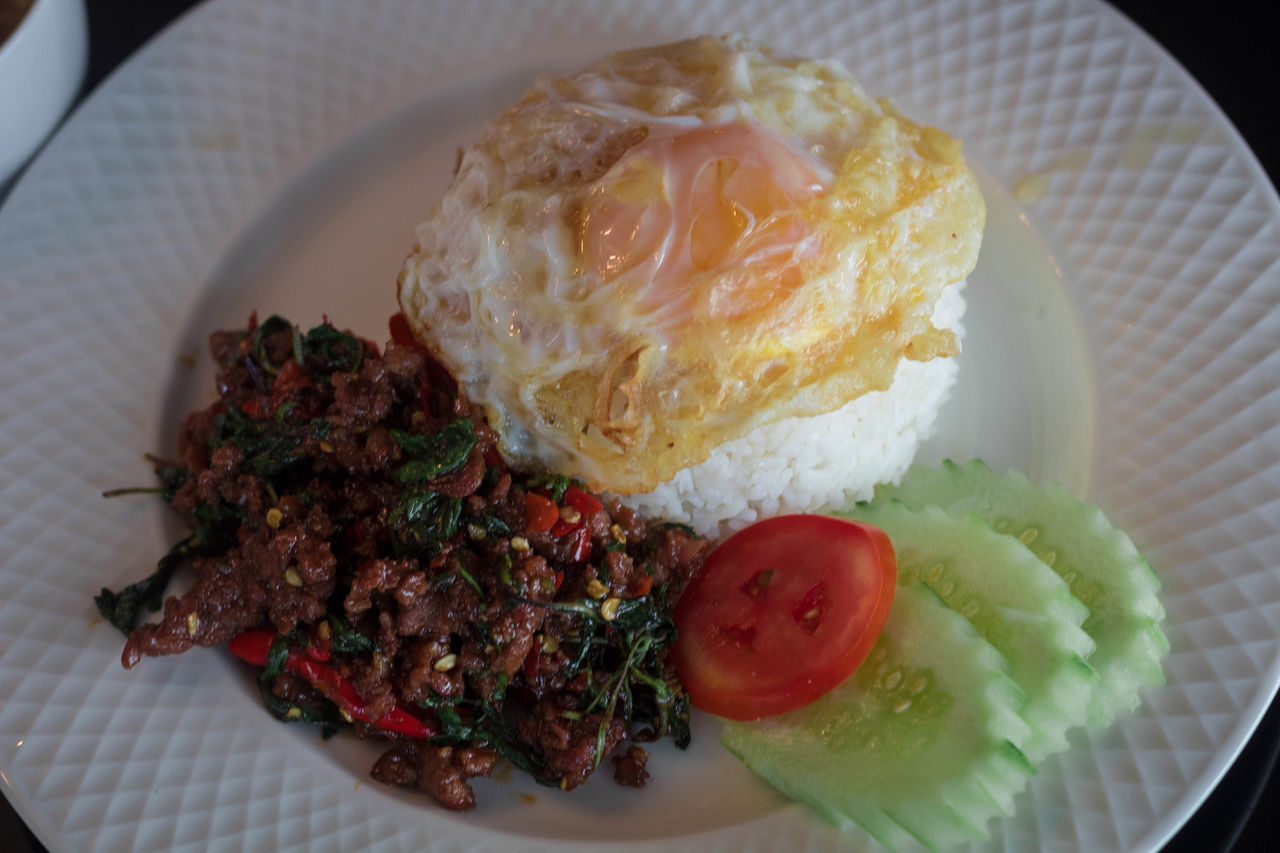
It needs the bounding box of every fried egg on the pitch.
[398,35,984,493]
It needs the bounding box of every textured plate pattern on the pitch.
[2,1,1279,851]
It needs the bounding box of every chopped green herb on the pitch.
[300,323,365,378]
[390,490,462,553]
[391,419,476,484]
[94,536,196,634]
[525,473,573,502]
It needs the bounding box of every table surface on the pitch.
[2,1,1277,851]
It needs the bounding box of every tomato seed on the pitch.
[793,583,828,635]
[739,567,776,599]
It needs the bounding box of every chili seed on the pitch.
[185,612,199,636]
[467,523,487,541]
[586,578,608,600]
[511,536,530,553]
[540,634,559,654]
[434,653,458,672]
[317,620,331,640]
[609,524,626,544]
[600,597,621,621]
[559,506,581,525]
[410,410,427,428]
[339,708,354,724]
[285,707,302,720]
[319,440,335,453]
[265,507,283,529]
[285,566,303,587]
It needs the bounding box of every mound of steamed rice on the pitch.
[618,283,966,538]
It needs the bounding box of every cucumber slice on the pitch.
[876,459,1169,725]
[722,583,1034,850]
[839,501,1097,762]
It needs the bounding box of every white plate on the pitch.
[2,1,1279,850]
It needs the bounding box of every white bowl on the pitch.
[0,0,87,188]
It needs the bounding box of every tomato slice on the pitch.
[670,514,896,721]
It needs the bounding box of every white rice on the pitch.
[618,282,966,539]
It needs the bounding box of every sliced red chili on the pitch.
[270,358,313,409]
[566,526,591,562]
[227,628,436,739]
[525,492,559,532]
[228,627,273,665]
[564,486,603,516]
[628,574,655,598]
[240,398,263,418]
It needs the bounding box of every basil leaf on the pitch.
[391,419,476,483]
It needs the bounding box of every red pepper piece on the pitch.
[240,398,263,418]
[567,525,591,562]
[388,312,418,349]
[628,574,655,598]
[270,359,313,410]
[525,492,559,533]
[549,519,575,538]
[226,628,436,739]
[564,486,603,517]
[228,627,274,665]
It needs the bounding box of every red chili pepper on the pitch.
[554,570,564,592]
[549,519,575,538]
[567,525,591,562]
[227,628,435,739]
[240,398,263,418]
[270,359,313,409]
[525,492,559,532]
[388,312,418,349]
[228,627,274,665]
[628,574,655,597]
[483,445,504,467]
[564,486,603,517]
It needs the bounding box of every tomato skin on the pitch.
[671,514,896,721]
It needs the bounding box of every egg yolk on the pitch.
[576,122,828,322]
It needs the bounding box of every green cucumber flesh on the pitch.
[875,459,1170,725]
[839,500,1098,762]
[722,583,1034,851]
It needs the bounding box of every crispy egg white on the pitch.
[398,35,984,493]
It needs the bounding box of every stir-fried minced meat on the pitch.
[371,743,498,811]
[97,313,707,810]
[612,745,650,788]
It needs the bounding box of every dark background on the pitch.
[2,1,1276,850]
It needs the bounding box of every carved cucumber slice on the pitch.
[839,500,1097,762]
[721,583,1034,851]
[876,459,1169,725]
